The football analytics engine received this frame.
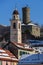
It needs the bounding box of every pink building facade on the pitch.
[0,48,18,65]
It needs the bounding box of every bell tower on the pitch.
[10,9,22,43]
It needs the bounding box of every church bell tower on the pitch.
[10,9,22,43]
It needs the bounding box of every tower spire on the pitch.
[15,4,17,10]
[10,9,22,43]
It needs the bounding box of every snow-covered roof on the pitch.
[11,42,33,51]
[27,23,37,26]
[0,48,18,62]
[0,49,5,53]
[21,24,25,25]
[21,23,38,26]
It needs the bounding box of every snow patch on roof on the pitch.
[27,23,37,26]
[0,50,5,52]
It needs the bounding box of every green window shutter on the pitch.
[0,61,2,65]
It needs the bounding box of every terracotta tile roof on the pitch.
[0,58,18,62]
[5,50,17,58]
[0,48,18,62]
[11,42,34,51]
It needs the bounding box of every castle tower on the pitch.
[10,9,22,43]
[22,7,30,24]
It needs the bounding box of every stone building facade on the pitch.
[10,10,22,43]
[22,7,30,24]
[22,23,40,43]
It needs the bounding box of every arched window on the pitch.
[13,23,16,29]
[19,23,20,29]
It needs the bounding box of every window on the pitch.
[36,28,38,31]
[20,51,29,56]
[19,23,20,29]
[23,52,26,54]
[13,23,16,29]
[20,51,23,55]
[14,16,15,19]
[6,62,8,65]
